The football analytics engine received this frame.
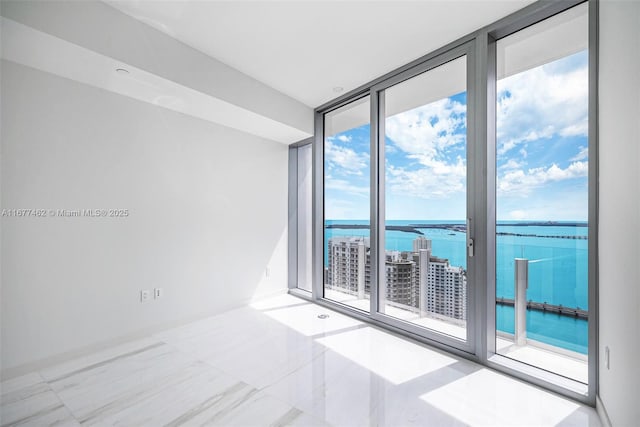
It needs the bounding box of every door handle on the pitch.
[467,218,474,257]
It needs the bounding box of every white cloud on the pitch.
[325,139,368,176]
[337,135,352,143]
[519,147,528,159]
[508,210,528,220]
[570,146,589,161]
[498,161,588,196]
[499,158,526,170]
[386,98,466,160]
[384,97,467,199]
[325,178,369,197]
[325,198,367,220]
[497,59,588,156]
[386,156,466,199]
[498,192,588,221]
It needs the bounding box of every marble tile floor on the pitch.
[1,293,601,426]
[325,289,589,384]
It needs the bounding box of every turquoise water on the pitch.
[325,219,588,354]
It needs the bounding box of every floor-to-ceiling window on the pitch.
[289,141,314,293]
[306,0,596,404]
[373,47,474,350]
[493,2,590,384]
[320,48,475,349]
[297,143,313,292]
[323,96,371,312]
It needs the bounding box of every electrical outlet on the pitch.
[140,289,151,302]
[154,288,163,299]
[265,267,271,278]
[605,346,610,369]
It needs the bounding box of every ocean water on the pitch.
[324,219,588,354]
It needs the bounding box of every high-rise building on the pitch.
[413,236,432,252]
[384,251,418,307]
[326,236,467,320]
[426,256,467,320]
[327,237,368,298]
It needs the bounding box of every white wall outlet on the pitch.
[154,288,163,299]
[265,267,271,278]
[140,289,151,302]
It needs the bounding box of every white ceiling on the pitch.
[106,0,536,108]
[0,10,312,144]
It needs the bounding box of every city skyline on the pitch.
[326,236,467,321]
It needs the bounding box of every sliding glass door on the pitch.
[320,43,475,352]
[374,49,473,348]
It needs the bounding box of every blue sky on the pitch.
[325,50,589,221]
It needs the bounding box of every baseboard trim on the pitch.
[596,394,613,427]
[1,289,288,381]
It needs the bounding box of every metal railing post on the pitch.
[514,258,529,346]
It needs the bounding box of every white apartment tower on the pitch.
[327,236,466,320]
[384,251,418,307]
[327,237,368,299]
[426,256,467,320]
[413,236,432,252]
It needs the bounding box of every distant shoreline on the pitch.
[326,222,588,239]
[325,221,588,227]
[325,224,424,235]
[496,221,587,227]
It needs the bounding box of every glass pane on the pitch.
[382,56,468,340]
[297,144,312,292]
[495,3,589,383]
[324,96,371,312]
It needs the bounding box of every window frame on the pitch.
[288,138,313,294]
[295,0,598,406]
[367,41,476,354]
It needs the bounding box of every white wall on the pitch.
[598,1,640,425]
[0,60,289,375]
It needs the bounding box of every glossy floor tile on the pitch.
[0,373,79,427]
[496,337,588,384]
[1,293,600,426]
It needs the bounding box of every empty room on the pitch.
[1,0,638,426]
